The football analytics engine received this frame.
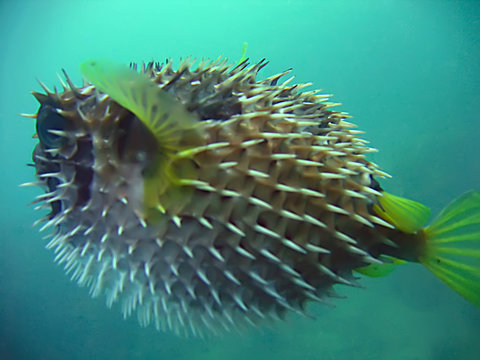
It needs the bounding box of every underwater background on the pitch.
[1,0,479,359]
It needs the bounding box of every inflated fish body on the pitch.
[26,57,480,335]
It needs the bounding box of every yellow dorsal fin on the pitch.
[373,191,431,233]
[237,42,248,65]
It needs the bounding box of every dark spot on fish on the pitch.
[115,109,159,172]
[46,176,62,218]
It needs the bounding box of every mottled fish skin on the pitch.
[29,58,403,336]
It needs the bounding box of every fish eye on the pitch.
[36,103,68,148]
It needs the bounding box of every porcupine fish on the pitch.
[25,55,480,336]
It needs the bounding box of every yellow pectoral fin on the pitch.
[81,58,204,217]
[373,191,431,233]
[80,58,200,152]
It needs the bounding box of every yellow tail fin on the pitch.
[420,191,480,307]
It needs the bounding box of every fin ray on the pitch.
[435,247,480,258]
[430,233,479,244]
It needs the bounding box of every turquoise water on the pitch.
[1,0,479,359]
